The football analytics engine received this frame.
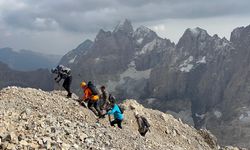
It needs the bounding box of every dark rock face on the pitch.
[0,61,54,91]
[60,20,250,148]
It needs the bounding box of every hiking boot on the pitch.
[67,93,72,98]
[98,114,106,119]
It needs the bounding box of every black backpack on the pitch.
[118,105,124,114]
[141,117,150,128]
[87,81,99,95]
[138,116,150,136]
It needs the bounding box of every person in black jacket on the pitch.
[51,65,72,98]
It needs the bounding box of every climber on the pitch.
[99,85,110,111]
[80,81,102,117]
[51,65,72,98]
[107,97,124,129]
[135,112,150,136]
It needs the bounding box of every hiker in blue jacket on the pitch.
[107,97,124,129]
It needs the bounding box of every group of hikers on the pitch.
[51,65,150,136]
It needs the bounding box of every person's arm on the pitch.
[107,106,116,115]
[83,88,91,101]
[56,73,62,83]
[54,73,59,80]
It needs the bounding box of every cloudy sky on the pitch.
[0,0,250,55]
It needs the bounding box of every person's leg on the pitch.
[117,119,123,129]
[110,119,122,129]
[87,100,93,108]
[65,76,72,97]
[67,76,72,96]
[110,119,117,126]
[88,100,99,116]
[62,79,67,90]
[63,77,71,96]
[94,101,102,116]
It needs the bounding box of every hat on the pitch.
[80,81,87,88]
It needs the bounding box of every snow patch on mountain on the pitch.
[239,111,250,122]
[213,110,222,118]
[137,39,159,55]
[189,28,200,36]
[197,56,206,64]
[120,61,151,83]
[134,26,151,37]
[137,38,143,44]
[179,56,194,72]
[69,56,77,64]
[106,61,151,92]
[94,58,101,63]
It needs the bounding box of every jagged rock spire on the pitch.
[113,19,134,34]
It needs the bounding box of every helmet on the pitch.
[109,95,116,103]
[80,81,87,88]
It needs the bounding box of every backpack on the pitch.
[118,105,124,114]
[141,117,150,128]
[138,117,150,136]
[87,82,99,95]
[57,65,71,78]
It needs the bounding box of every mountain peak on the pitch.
[186,27,208,37]
[178,27,210,42]
[134,26,156,37]
[113,19,134,34]
[133,25,158,45]
[177,27,211,49]
[136,26,151,33]
[230,26,245,43]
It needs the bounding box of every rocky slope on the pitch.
[59,20,250,148]
[0,62,54,91]
[1,87,244,150]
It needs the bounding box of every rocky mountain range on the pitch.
[0,61,54,91]
[0,47,61,71]
[0,86,244,150]
[59,19,250,148]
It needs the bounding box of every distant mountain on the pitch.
[0,61,54,91]
[59,19,250,148]
[0,47,62,71]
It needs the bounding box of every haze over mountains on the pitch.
[59,19,250,148]
[0,61,54,91]
[0,47,61,71]
[0,47,59,90]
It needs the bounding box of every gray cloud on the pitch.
[2,0,250,33]
[0,0,250,54]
